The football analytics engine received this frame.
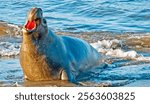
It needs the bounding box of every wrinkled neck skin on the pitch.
[22,29,56,55]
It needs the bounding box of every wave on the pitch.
[0,22,150,63]
[1,37,149,62]
[0,20,22,36]
[0,42,20,57]
[91,39,150,62]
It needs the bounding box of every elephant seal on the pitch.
[20,7,100,82]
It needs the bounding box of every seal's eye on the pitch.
[42,18,47,26]
[43,19,47,24]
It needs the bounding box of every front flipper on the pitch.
[60,70,68,80]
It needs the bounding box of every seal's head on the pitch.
[23,7,48,39]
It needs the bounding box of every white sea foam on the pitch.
[0,37,149,62]
[105,49,139,58]
[7,24,20,29]
[0,42,21,57]
[91,39,150,61]
[136,57,150,62]
[91,39,122,49]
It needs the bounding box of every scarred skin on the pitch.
[20,7,100,82]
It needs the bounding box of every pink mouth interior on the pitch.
[25,21,36,30]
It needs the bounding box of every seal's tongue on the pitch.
[25,21,36,30]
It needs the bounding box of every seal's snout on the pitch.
[23,7,43,32]
[28,7,43,21]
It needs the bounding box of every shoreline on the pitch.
[0,21,150,87]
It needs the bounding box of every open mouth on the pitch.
[25,20,36,31]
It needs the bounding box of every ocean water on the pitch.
[0,0,150,32]
[0,0,150,86]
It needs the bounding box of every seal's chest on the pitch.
[20,52,53,81]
